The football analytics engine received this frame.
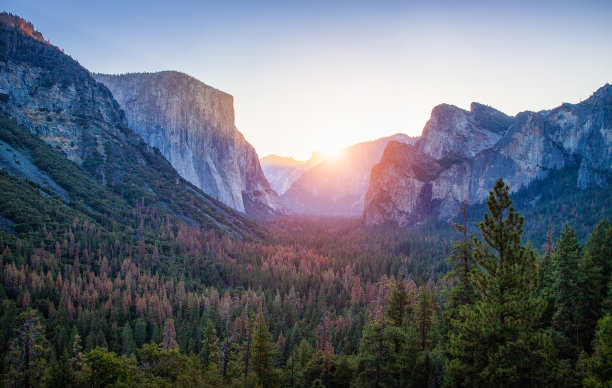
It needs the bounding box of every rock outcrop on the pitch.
[282,134,417,216]
[0,12,263,238]
[95,72,286,216]
[363,85,612,226]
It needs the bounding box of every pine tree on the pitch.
[250,312,275,386]
[581,219,612,346]
[68,327,85,380]
[388,279,409,327]
[356,318,417,388]
[578,250,604,354]
[133,318,147,347]
[584,220,612,297]
[121,322,136,356]
[551,225,582,359]
[3,309,49,388]
[446,179,557,387]
[415,286,436,351]
[539,227,557,327]
[444,203,475,312]
[201,319,220,367]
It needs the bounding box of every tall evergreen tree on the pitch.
[3,309,49,388]
[578,250,604,354]
[584,220,612,295]
[444,204,475,312]
[539,227,557,327]
[200,319,220,367]
[551,225,583,359]
[251,312,275,386]
[356,318,417,388]
[446,179,557,387]
[120,322,136,356]
[581,219,612,345]
[388,279,410,327]
[415,286,436,351]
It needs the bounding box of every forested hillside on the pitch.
[0,173,610,386]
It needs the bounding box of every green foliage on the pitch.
[465,165,612,248]
[415,286,436,352]
[200,319,220,368]
[444,211,475,313]
[387,279,409,327]
[3,309,48,387]
[356,319,417,388]
[250,312,275,386]
[83,347,136,387]
[551,225,583,359]
[582,314,612,387]
[446,179,558,387]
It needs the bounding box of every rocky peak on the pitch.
[416,103,505,160]
[580,83,612,107]
[0,14,262,237]
[95,71,286,216]
[0,14,127,166]
[470,102,514,134]
[363,84,612,227]
[0,12,47,44]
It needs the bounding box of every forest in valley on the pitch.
[0,176,610,387]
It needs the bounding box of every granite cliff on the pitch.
[364,85,612,226]
[94,72,286,216]
[0,13,263,238]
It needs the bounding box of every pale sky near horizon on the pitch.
[3,0,611,160]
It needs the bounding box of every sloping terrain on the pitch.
[0,12,263,238]
[364,86,612,226]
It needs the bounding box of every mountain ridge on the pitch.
[94,71,287,217]
[363,83,612,226]
[0,12,264,238]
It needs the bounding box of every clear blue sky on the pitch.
[3,0,612,160]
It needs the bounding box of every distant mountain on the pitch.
[94,72,286,217]
[282,134,417,216]
[0,13,263,238]
[260,151,326,195]
[363,85,612,226]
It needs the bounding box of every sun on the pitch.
[318,138,347,158]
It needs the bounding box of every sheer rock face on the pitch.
[95,72,286,216]
[416,103,511,160]
[363,142,446,226]
[364,85,612,226]
[281,134,417,216]
[0,13,263,238]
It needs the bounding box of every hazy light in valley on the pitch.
[4,0,612,161]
